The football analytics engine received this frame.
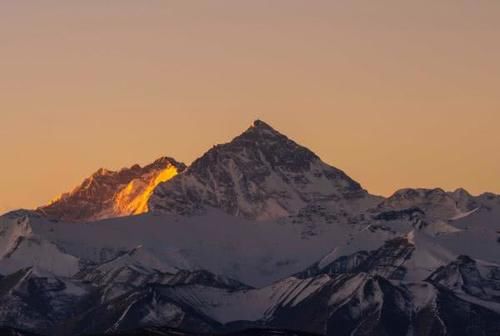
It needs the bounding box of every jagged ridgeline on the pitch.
[37,157,186,222]
[1,120,500,336]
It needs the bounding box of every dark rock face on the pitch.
[37,157,186,222]
[373,207,425,222]
[150,120,370,220]
[435,291,500,336]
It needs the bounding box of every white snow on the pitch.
[449,208,480,221]
[18,209,367,287]
[406,282,437,311]
[0,215,80,277]
[402,230,458,282]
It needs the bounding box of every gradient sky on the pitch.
[1,1,500,212]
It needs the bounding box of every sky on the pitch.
[1,1,500,212]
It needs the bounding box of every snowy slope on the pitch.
[22,209,364,287]
[0,212,80,277]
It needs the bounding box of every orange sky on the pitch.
[1,1,500,213]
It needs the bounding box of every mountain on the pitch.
[0,267,92,333]
[149,120,378,220]
[38,157,186,222]
[1,120,500,336]
[0,212,80,277]
[378,187,478,221]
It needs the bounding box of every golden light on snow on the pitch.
[48,194,63,206]
[113,165,179,216]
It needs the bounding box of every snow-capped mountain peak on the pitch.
[149,120,371,220]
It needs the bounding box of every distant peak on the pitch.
[252,119,272,128]
[151,156,186,171]
[250,119,280,133]
[452,188,472,196]
[238,120,287,141]
[391,188,446,197]
[92,168,113,177]
[153,156,178,165]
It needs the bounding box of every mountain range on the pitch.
[0,120,499,336]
